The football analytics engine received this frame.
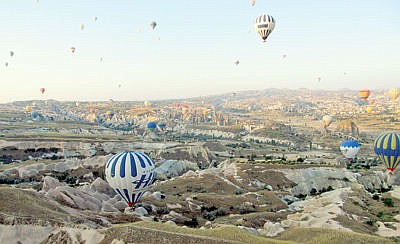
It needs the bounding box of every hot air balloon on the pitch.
[10,51,14,57]
[70,46,76,53]
[106,111,114,119]
[374,132,400,173]
[144,101,151,107]
[5,62,8,68]
[366,107,373,113]
[369,99,376,105]
[80,24,85,31]
[93,16,98,22]
[234,60,240,66]
[31,111,42,121]
[358,89,371,101]
[147,121,157,129]
[150,21,157,30]
[254,14,275,42]
[158,122,167,129]
[182,105,189,114]
[175,103,180,109]
[40,88,45,94]
[250,0,256,6]
[322,115,333,128]
[89,108,96,114]
[317,77,321,82]
[282,54,287,59]
[25,106,32,112]
[340,140,360,161]
[100,57,103,62]
[388,88,400,100]
[105,151,156,207]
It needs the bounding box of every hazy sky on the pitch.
[0,0,399,103]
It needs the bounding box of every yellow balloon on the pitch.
[388,88,400,100]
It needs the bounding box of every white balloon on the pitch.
[254,14,275,42]
[105,151,156,207]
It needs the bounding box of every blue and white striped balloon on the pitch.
[340,140,360,161]
[105,151,156,207]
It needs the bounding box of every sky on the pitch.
[0,0,399,103]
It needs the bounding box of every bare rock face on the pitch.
[133,207,149,216]
[281,167,356,196]
[101,202,119,213]
[42,176,65,192]
[0,224,56,244]
[356,172,390,192]
[46,186,102,211]
[258,221,285,237]
[335,120,359,137]
[90,178,116,198]
[161,210,190,225]
[155,160,198,180]
[17,163,45,178]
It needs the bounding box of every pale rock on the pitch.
[46,186,102,211]
[165,220,177,226]
[114,201,128,211]
[238,226,258,235]
[42,176,65,192]
[149,191,165,201]
[140,216,154,222]
[134,207,149,216]
[155,160,198,180]
[101,202,119,212]
[18,163,45,178]
[162,211,190,224]
[90,178,116,198]
[166,203,182,210]
[111,239,125,244]
[260,221,285,237]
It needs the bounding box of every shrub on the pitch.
[383,198,394,207]
[202,210,217,221]
[372,194,380,200]
[217,207,228,216]
[310,188,318,196]
[235,189,244,195]
[184,217,199,228]
[366,217,376,226]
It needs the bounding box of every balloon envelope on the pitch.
[374,132,400,172]
[340,140,360,160]
[105,151,156,207]
[358,89,371,101]
[388,88,400,100]
[254,14,275,42]
[150,21,157,30]
[147,121,157,129]
[40,88,45,94]
[322,115,333,128]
